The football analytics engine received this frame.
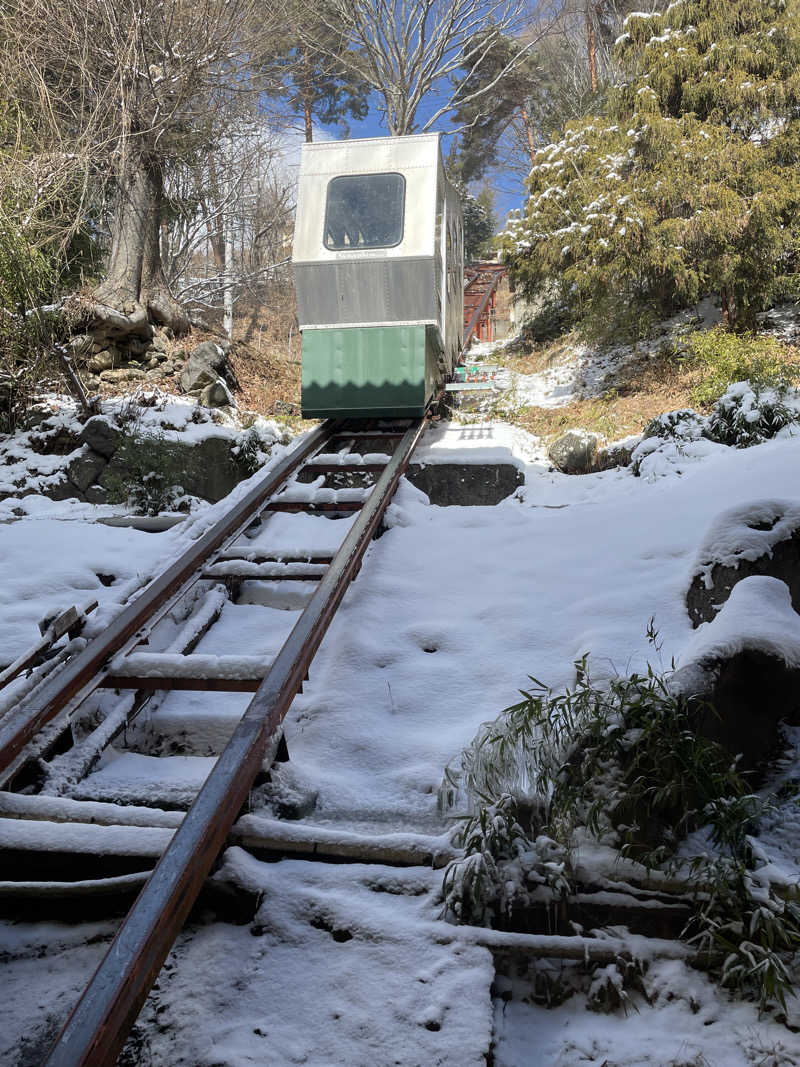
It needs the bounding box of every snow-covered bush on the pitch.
[706,382,798,448]
[231,421,281,476]
[441,657,800,1010]
[632,408,711,476]
[642,408,706,442]
[233,426,265,476]
[441,793,570,927]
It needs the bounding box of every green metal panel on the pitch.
[301,325,442,418]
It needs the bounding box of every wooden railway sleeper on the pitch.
[0,421,340,786]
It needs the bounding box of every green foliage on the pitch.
[520,297,574,344]
[444,657,742,863]
[0,204,61,432]
[441,655,800,1010]
[687,326,799,406]
[265,3,370,136]
[707,381,797,446]
[104,431,185,516]
[441,794,529,925]
[684,793,800,1013]
[501,0,800,337]
[234,426,265,476]
[455,181,496,260]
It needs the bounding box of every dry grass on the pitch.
[229,336,302,417]
[227,289,303,419]
[513,348,704,441]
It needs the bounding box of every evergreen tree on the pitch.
[501,0,800,333]
[454,180,496,260]
[271,4,370,142]
[450,30,546,181]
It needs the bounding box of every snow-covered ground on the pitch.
[467,297,730,412]
[2,369,800,1063]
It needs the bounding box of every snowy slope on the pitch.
[2,384,800,1064]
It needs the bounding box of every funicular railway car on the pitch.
[292,133,464,418]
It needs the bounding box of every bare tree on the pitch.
[308,0,548,135]
[4,0,276,340]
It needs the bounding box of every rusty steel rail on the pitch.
[462,264,506,352]
[0,420,337,784]
[44,416,428,1067]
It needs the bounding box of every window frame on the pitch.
[322,171,407,251]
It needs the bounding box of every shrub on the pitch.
[0,208,62,432]
[231,425,274,477]
[441,656,800,1011]
[688,327,799,408]
[642,408,705,442]
[520,296,574,344]
[104,431,185,515]
[707,381,798,448]
[500,0,800,337]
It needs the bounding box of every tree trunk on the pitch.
[92,144,188,336]
[721,286,730,326]
[302,47,314,142]
[303,97,314,142]
[586,5,598,93]
[519,105,537,164]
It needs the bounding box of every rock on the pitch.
[179,341,227,393]
[44,477,82,502]
[593,434,643,472]
[672,577,800,775]
[67,447,107,492]
[548,429,604,474]
[79,415,122,458]
[68,334,93,358]
[686,500,800,627]
[88,351,115,373]
[151,334,168,353]
[84,484,109,505]
[100,432,254,504]
[99,367,146,383]
[200,378,234,408]
[126,337,150,357]
[160,361,175,375]
[147,356,161,369]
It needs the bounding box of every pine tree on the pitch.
[501,0,800,333]
[270,4,370,143]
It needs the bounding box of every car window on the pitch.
[324,173,405,250]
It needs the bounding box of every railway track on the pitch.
[1,409,725,1066]
[0,415,430,1065]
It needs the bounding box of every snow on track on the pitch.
[3,391,800,1062]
